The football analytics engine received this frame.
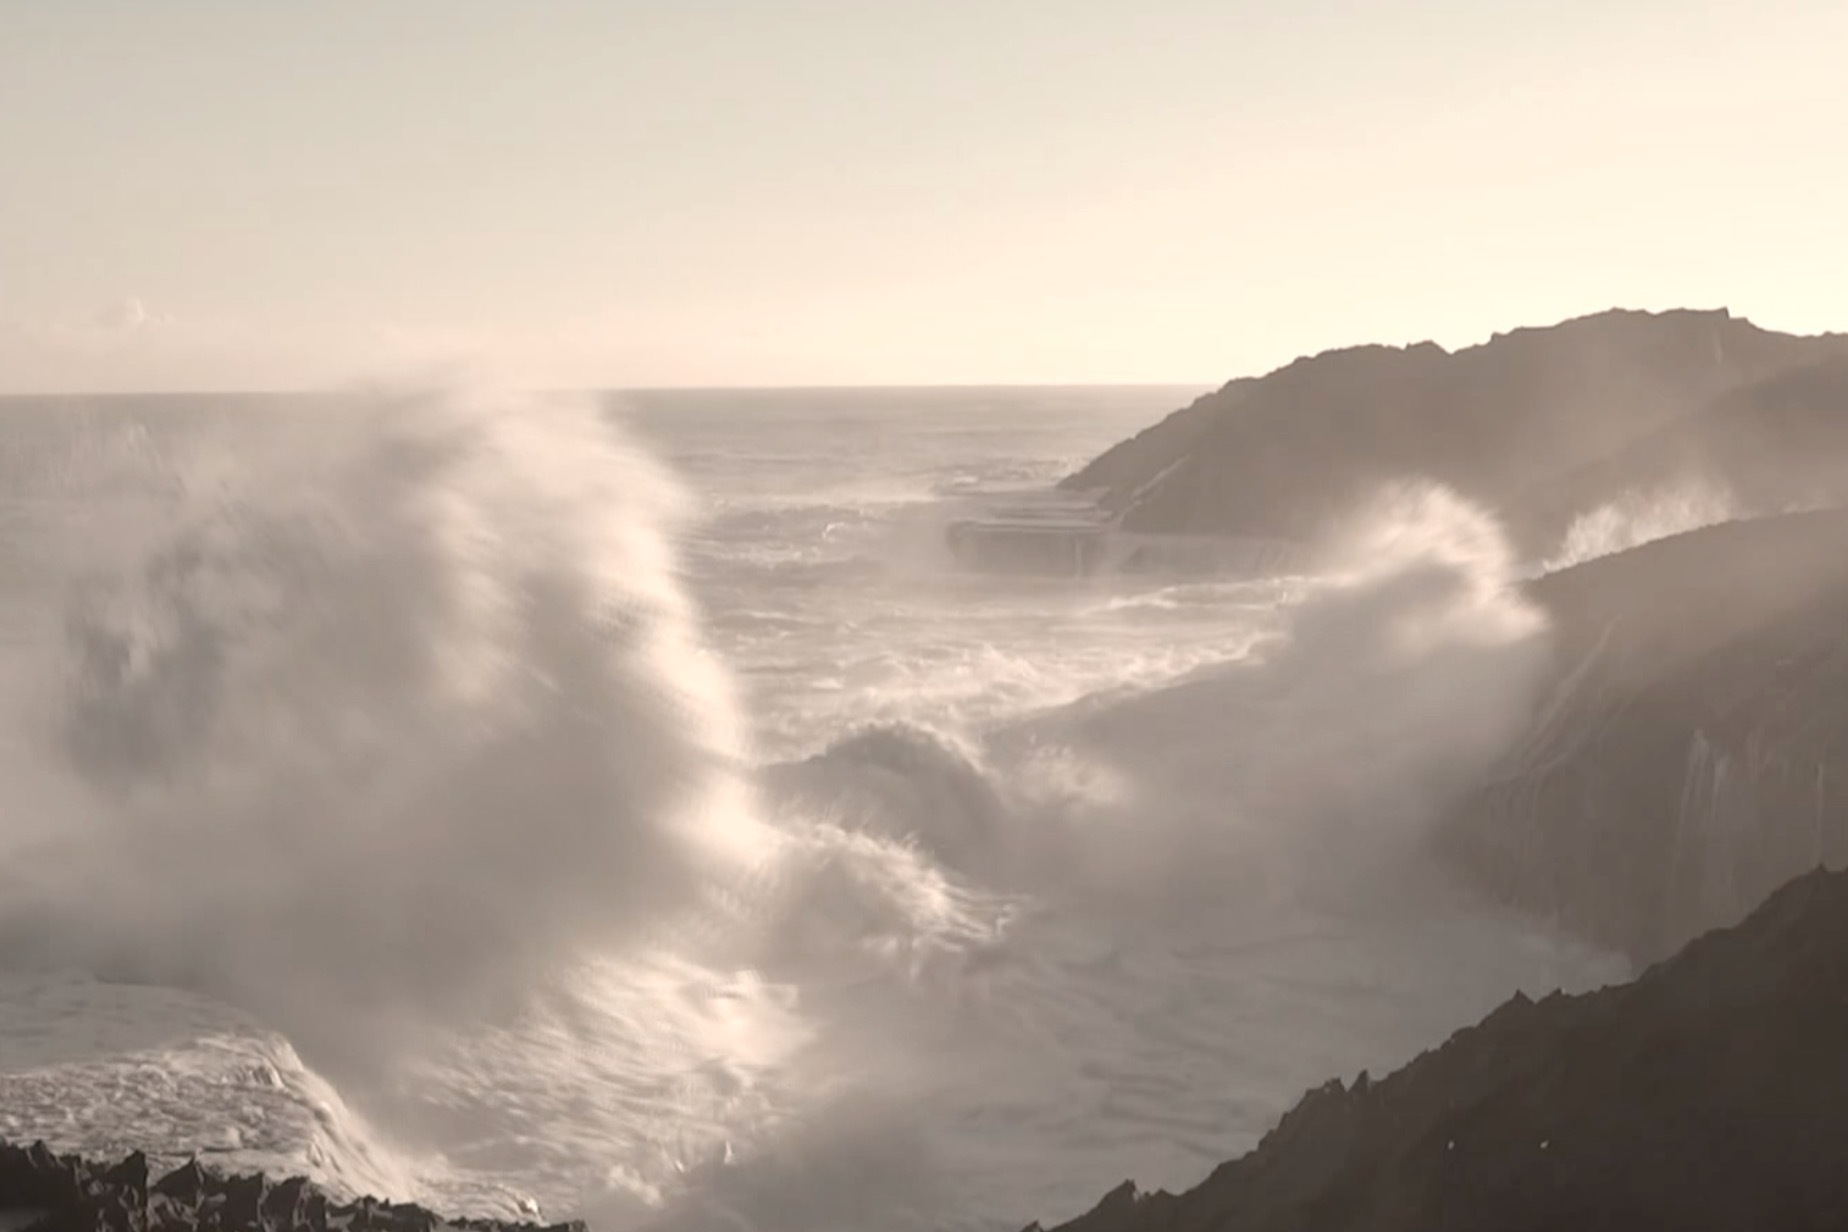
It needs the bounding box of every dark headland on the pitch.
[1026,867,1848,1232]
[1066,307,1848,556]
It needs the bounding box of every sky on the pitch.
[2,0,1845,393]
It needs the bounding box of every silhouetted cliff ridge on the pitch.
[1026,865,1848,1232]
[1066,309,1848,555]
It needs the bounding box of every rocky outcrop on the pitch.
[1063,309,1847,555]
[0,1141,583,1232]
[1026,865,1848,1232]
[1438,509,1848,962]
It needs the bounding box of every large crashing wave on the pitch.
[0,387,777,1084]
[745,480,1556,926]
[635,485,1575,1232]
[798,483,1555,915]
[0,399,1592,1231]
[0,388,1025,1221]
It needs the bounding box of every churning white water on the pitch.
[0,386,1627,1232]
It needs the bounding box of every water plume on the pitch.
[0,386,775,1083]
[1010,482,1553,908]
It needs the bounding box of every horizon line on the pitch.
[0,379,1222,401]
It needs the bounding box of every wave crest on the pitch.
[1,386,773,1081]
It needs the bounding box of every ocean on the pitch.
[0,385,1627,1232]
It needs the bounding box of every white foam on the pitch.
[0,398,1632,1231]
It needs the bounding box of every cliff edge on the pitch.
[1439,508,1848,962]
[1027,865,1848,1232]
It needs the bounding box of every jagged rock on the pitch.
[151,1164,206,1209]
[1063,308,1848,555]
[1027,866,1848,1231]
[1439,508,1848,961]
[0,1143,583,1232]
[1022,1180,1145,1232]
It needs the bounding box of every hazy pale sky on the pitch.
[2,0,1844,392]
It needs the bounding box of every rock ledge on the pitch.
[0,1140,583,1232]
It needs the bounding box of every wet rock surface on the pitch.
[1028,865,1848,1232]
[0,1140,584,1232]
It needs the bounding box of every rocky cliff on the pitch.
[0,1140,582,1232]
[1064,309,1847,556]
[1438,508,1848,963]
[1026,865,1848,1232]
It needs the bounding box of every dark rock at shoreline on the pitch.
[1027,865,1848,1232]
[1063,308,1848,555]
[1439,508,1848,962]
[0,1141,584,1232]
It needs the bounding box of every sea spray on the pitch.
[980,482,1555,909]
[0,384,782,1087]
[1537,479,1742,573]
[751,482,1555,921]
[0,387,1022,1222]
[0,397,1628,1232]
[629,484,1584,1231]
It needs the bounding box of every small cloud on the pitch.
[92,296,172,332]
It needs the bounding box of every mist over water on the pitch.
[0,386,1626,1232]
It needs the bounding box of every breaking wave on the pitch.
[0,393,1616,1231]
[750,482,1554,933]
[640,483,1582,1231]
[969,483,1553,908]
[0,388,775,1075]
